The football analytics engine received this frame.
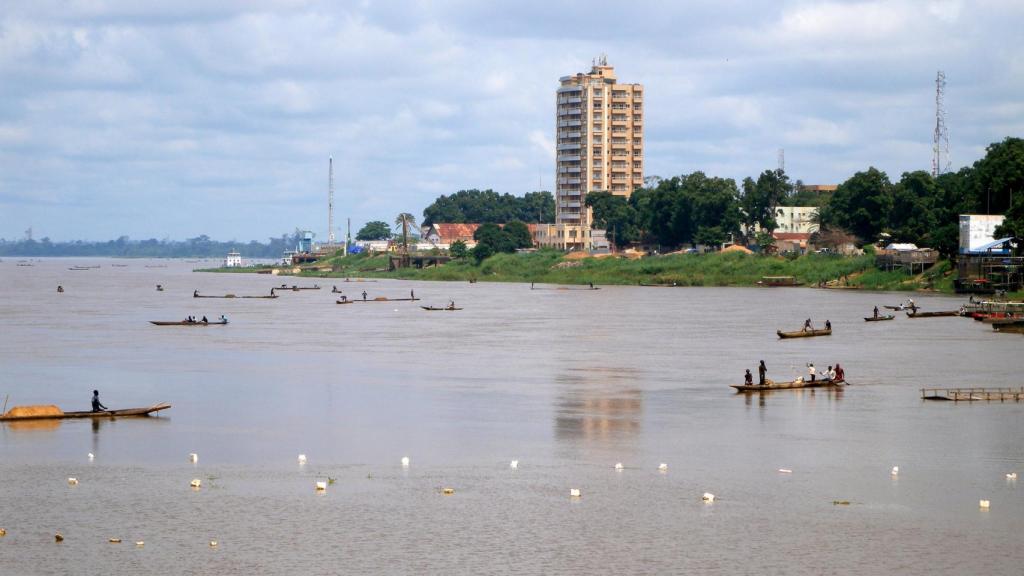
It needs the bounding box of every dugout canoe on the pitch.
[421,306,463,311]
[149,320,228,326]
[883,305,908,311]
[732,379,844,392]
[905,310,959,318]
[1,402,171,422]
[864,315,895,322]
[348,297,421,302]
[777,328,832,339]
[194,293,277,299]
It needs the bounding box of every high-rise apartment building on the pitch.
[539,58,644,251]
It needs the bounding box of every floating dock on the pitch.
[921,387,1024,402]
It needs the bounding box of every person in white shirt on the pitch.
[824,365,837,381]
[807,363,816,382]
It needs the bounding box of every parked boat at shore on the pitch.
[905,310,959,318]
[757,276,803,287]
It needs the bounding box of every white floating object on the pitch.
[614,462,624,470]
[108,538,122,544]
[1007,473,1017,480]
[209,540,218,547]
[979,499,990,509]
[190,479,201,489]
[509,460,518,469]
[891,466,899,476]
[702,492,715,502]
[778,468,793,474]
[189,453,198,463]
[658,463,668,472]
[401,456,410,467]
[569,488,581,498]
[67,477,78,485]
[298,454,307,464]
[87,453,94,461]
[315,481,327,491]
[135,541,144,547]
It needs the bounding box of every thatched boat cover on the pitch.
[4,405,64,418]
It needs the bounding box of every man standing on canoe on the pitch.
[91,390,109,413]
[362,291,368,301]
[873,306,879,318]
[825,319,832,331]
[803,318,813,332]
[807,363,816,382]
[758,360,767,385]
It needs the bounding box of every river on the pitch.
[1,258,1021,575]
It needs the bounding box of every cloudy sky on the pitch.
[1,0,1021,242]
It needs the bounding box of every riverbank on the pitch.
[200,251,967,293]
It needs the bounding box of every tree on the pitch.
[503,220,534,249]
[421,189,555,226]
[972,137,1024,215]
[754,230,776,253]
[356,221,391,241]
[471,223,516,262]
[994,194,1024,239]
[586,191,639,249]
[829,167,894,244]
[889,171,938,244]
[740,169,792,238]
[449,240,468,259]
[394,213,417,252]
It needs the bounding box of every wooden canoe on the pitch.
[732,379,844,392]
[864,315,895,322]
[349,297,421,302]
[279,285,320,290]
[777,328,832,339]
[194,294,277,299]
[421,306,462,311]
[883,305,907,311]
[757,276,803,287]
[149,320,228,326]
[1,403,171,422]
[905,310,959,318]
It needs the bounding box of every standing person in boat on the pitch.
[873,306,879,318]
[908,298,917,313]
[91,390,109,413]
[744,369,753,386]
[201,315,208,323]
[448,300,455,310]
[825,319,832,331]
[219,315,227,323]
[362,290,368,301]
[834,363,845,383]
[270,287,275,296]
[194,290,198,297]
[589,282,594,289]
[57,285,64,293]
[758,360,767,385]
[411,289,415,300]
[807,362,816,382]
[803,318,813,332]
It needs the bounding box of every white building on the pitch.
[959,214,1006,253]
[224,251,243,267]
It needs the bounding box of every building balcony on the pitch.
[557,154,580,162]
[557,85,582,93]
[559,131,581,138]
[559,166,581,174]
[558,97,582,105]
[557,143,581,151]
[558,119,581,128]
[558,178,581,185]
[560,202,582,209]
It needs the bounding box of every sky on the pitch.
[1,0,1022,242]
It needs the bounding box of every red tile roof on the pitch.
[772,232,812,241]
[430,223,480,243]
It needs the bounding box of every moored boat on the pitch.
[777,328,832,339]
[905,310,959,318]
[732,379,844,392]
[1,402,171,421]
[864,315,895,322]
[757,276,803,287]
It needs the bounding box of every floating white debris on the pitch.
[979,499,990,509]
[1007,473,1018,480]
[315,481,327,491]
[442,488,455,495]
[135,541,144,547]
[702,492,715,502]
[190,479,202,489]
[109,538,122,544]
[569,488,581,498]
[891,466,899,476]
[209,540,218,547]
[401,456,410,467]
[778,469,793,474]
[189,453,198,464]
[298,454,307,464]
[510,460,518,469]
[88,453,94,461]
[658,463,668,472]
[614,462,624,470]
[67,477,78,486]
[393,308,399,312]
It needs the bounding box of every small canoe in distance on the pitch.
[638,282,679,287]
[348,297,421,302]
[777,328,832,339]
[1,403,171,421]
[732,379,844,392]
[279,285,320,291]
[905,310,959,318]
[149,320,228,326]
[194,293,277,299]
[883,305,907,311]
[421,306,462,311]
[864,315,895,322]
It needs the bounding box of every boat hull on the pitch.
[905,311,959,318]
[732,379,844,392]
[1,403,171,421]
[149,320,228,326]
[777,329,832,339]
[864,315,895,322]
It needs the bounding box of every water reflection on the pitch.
[741,386,845,409]
[554,367,643,444]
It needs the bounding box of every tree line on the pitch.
[0,232,305,258]
[587,137,1024,255]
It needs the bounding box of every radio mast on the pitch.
[932,71,950,177]
[328,156,336,245]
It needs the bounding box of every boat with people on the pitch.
[864,315,895,322]
[421,306,462,311]
[757,276,803,287]
[193,291,277,299]
[1,402,171,421]
[731,378,844,392]
[777,328,832,339]
[150,319,228,326]
[279,284,320,291]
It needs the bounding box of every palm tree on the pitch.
[394,213,416,253]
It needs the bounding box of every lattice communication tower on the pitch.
[932,71,950,177]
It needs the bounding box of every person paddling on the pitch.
[744,369,753,386]
[758,360,767,385]
[803,318,813,332]
[807,362,816,382]
[835,363,845,383]
[91,390,109,413]
[362,290,368,301]
[873,306,879,318]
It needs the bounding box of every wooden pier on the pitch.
[921,387,1024,402]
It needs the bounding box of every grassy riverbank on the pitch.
[198,250,969,293]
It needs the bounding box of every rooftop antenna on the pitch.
[328,156,336,245]
[932,71,950,177]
